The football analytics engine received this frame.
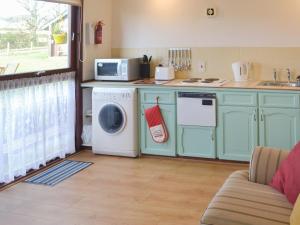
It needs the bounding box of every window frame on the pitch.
[0,4,83,152]
[0,5,80,81]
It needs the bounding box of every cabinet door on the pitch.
[259,108,300,149]
[140,104,176,156]
[217,106,258,161]
[177,126,216,158]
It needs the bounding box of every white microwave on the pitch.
[94,58,140,81]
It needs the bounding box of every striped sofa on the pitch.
[201,147,293,225]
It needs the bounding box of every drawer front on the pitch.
[139,89,175,104]
[217,92,257,107]
[259,93,300,108]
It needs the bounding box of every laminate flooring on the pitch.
[0,150,248,225]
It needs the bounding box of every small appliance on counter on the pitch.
[95,58,140,81]
[155,64,175,81]
[232,61,251,82]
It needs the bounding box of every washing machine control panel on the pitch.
[96,92,132,102]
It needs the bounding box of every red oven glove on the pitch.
[144,105,169,143]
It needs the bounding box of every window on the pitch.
[0,0,73,76]
[0,0,81,186]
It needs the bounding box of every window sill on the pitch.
[0,68,75,81]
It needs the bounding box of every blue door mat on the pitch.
[24,160,93,186]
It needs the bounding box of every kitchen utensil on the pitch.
[188,49,192,70]
[168,48,192,72]
[142,55,152,64]
[184,49,188,70]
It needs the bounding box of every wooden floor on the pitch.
[0,150,248,225]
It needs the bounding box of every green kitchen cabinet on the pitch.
[140,103,176,156]
[259,108,300,149]
[217,106,258,161]
[177,126,216,158]
[259,93,300,108]
[138,88,300,160]
[218,91,257,107]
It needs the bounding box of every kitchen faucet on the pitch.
[287,68,291,83]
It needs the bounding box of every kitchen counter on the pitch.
[82,78,300,160]
[223,80,300,91]
[162,79,300,91]
[81,79,300,91]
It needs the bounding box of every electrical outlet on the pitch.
[198,61,206,73]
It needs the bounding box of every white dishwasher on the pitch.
[177,92,216,127]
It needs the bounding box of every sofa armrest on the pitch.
[249,146,289,185]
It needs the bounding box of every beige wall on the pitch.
[112,47,300,80]
[83,0,112,81]
[112,0,300,48]
[111,0,300,80]
[80,0,300,80]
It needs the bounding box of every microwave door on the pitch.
[98,62,118,76]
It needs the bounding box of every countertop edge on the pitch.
[81,80,300,92]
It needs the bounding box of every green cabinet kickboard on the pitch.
[177,126,216,158]
[217,106,258,161]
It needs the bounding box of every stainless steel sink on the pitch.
[258,81,299,87]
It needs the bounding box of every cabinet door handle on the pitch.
[253,113,257,122]
[260,111,264,121]
[156,96,159,105]
[211,131,215,142]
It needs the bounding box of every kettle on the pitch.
[232,61,251,82]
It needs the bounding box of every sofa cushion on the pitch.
[201,170,293,225]
[249,146,289,185]
[290,195,300,225]
[270,142,300,204]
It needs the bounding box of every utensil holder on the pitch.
[140,63,150,79]
[168,48,192,72]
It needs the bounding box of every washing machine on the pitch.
[92,88,138,157]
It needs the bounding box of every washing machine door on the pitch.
[98,103,126,135]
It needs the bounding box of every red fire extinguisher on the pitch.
[95,21,104,44]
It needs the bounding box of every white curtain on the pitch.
[0,72,76,184]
